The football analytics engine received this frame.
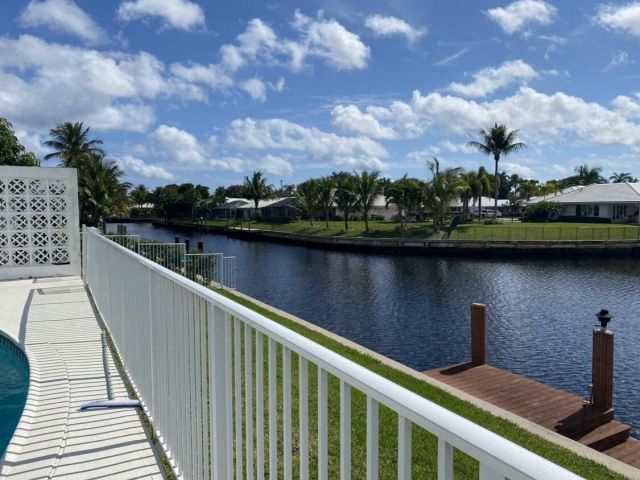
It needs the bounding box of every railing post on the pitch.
[471,303,486,366]
[209,304,231,479]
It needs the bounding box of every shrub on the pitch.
[522,202,563,222]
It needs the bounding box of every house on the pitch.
[449,196,510,215]
[212,197,298,220]
[335,195,397,221]
[527,183,640,224]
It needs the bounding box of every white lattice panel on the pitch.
[0,167,80,280]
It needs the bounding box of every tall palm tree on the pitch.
[44,122,104,168]
[354,170,381,231]
[467,123,526,217]
[243,171,272,219]
[316,176,335,228]
[609,172,637,183]
[79,154,131,225]
[333,172,358,231]
[296,179,319,226]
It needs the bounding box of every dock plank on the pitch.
[425,362,640,469]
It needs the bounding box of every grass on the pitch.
[203,219,442,239]
[451,223,640,241]
[175,218,640,242]
[215,288,627,480]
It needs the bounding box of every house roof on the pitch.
[236,197,291,209]
[528,183,640,204]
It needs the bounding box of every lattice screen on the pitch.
[0,167,80,280]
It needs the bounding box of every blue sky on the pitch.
[2,0,640,188]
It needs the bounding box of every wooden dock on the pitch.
[424,362,640,469]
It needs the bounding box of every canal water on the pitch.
[110,222,640,438]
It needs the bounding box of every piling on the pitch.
[592,309,614,410]
[471,303,486,366]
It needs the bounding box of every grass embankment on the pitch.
[189,219,640,242]
[215,288,626,480]
[452,223,640,241]
[204,219,440,239]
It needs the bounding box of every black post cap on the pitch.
[596,309,613,329]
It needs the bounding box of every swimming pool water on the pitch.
[0,335,29,456]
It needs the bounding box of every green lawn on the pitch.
[176,218,640,242]
[215,288,626,480]
[451,223,640,241]
[203,219,442,239]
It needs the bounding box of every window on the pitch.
[577,204,600,217]
[613,204,628,220]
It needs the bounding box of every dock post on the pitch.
[592,310,614,410]
[174,236,179,244]
[471,303,486,366]
[185,238,191,252]
[197,241,204,252]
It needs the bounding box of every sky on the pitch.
[2,0,640,189]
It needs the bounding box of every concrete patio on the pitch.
[0,275,162,479]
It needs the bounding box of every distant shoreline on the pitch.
[107,218,640,259]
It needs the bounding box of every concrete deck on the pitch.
[0,276,163,479]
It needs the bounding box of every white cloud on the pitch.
[611,93,640,118]
[0,35,211,132]
[261,154,294,176]
[210,157,247,173]
[502,161,535,177]
[331,101,429,139]
[227,118,387,168]
[364,15,426,43]
[117,0,205,31]
[410,86,640,146]
[14,129,50,158]
[220,18,279,72]
[151,125,206,163]
[434,48,469,67]
[116,155,174,180]
[486,0,557,34]
[292,10,370,71]
[606,51,630,71]
[169,63,233,89]
[240,78,267,102]
[448,60,538,98]
[19,0,106,44]
[331,105,398,139]
[596,2,640,37]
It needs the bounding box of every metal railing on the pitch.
[82,226,582,480]
[452,224,640,241]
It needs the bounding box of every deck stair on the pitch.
[424,363,640,469]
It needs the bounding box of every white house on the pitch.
[527,183,640,223]
[213,197,298,220]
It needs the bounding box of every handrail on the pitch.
[83,226,582,480]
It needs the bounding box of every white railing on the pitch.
[82,226,582,480]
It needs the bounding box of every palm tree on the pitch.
[243,171,272,219]
[296,179,319,226]
[316,176,335,228]
[79,154,131,225]
[609,172,637,183]
[574,164,606,185]
[333,172,358,231]
[467,123,526,217]
[470,166,491,220]
[425,158,462,232]
[354,170,381,231]
[130,184,150,206]
[385,175,424,228]
[44,122,104,168]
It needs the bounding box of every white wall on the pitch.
[0,167,80,280]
